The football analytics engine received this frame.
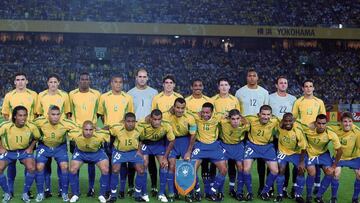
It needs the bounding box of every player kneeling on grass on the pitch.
[328,112,360,203]
[243,105,280,201]
[165,98,197,202]
[275,113,307,203]
[33,105,78,202]
[68,121,110,203]
[138,109,175,203]
[302,114,342,203]
[218,109,249,201]
[108,112,148,202]
[0,106,40,203]
[190,102,228,202]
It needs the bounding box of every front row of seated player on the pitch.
[0,100,359,203]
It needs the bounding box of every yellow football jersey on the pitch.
[246,115,280,145]
[303,126,341,158]
[277,126,307,155]
[33,117,79,147]
[193,113,222,144]
[185,95,211,115]
[68,129,110,152]
[69,88,101,125]
[219,119,249,144]
[151,91,183,113]
[211,94,241,115]
[98,91,134,126]
[329,124,360,160]
[110,124,143,151]
[163,111,197,137]
[2,89,38,121]
[36,90,71,119]
[0,121,41,150]
[292,96,326,126]
[138,120,175,142]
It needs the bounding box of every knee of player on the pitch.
[143,160,149,168]
[111,165,120,174]
[306,167,316,176]
[272,167,279,175]
[27,166,36,173]
[243,164,252,173]
[59,164,68,172]
[218,165,228,176]
[69,167,78,174]
[100,166,109,175]
[137,167,145,175]
[324,168,334,176]
[36,164,45,172]
[235,162,243,171]
[297,171,305,176]
[278,168,286,175]
[168,163,176,173]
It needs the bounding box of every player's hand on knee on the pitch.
[298,161,306,175]
[184,152,191,161]
[25,147,33,154]
[0,147,7,154]
[324,166,334,175]
[136,150,144,159]
[160,157,168,168]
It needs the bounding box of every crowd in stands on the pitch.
[0,0,359,27]
[0,42,359,107]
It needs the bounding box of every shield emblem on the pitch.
[175,160,196,196]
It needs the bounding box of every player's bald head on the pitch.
[82,120,94,128]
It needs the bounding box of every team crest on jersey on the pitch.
[175,160,196,196]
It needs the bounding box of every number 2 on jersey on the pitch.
[256,130,264,136]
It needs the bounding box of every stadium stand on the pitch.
[0,41,359,106]
[0,0,359,27]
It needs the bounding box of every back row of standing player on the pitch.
[0,68,359,203]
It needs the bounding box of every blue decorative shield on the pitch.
[175,160,196,196]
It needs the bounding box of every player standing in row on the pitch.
[269,76,297,197]
[1,73,38,198]
[185,79,212,200]
[292,79,326,196]
[69,72,100,197]
[150,75,182,197]
[185,79,211,115]
[236,69,269,195]
[36,74,71,198]
[212,78,240,197]
[127,68,157,197]
[97,75,134,197]
[152,75,183,113]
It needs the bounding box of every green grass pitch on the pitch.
[1,119,359,202]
